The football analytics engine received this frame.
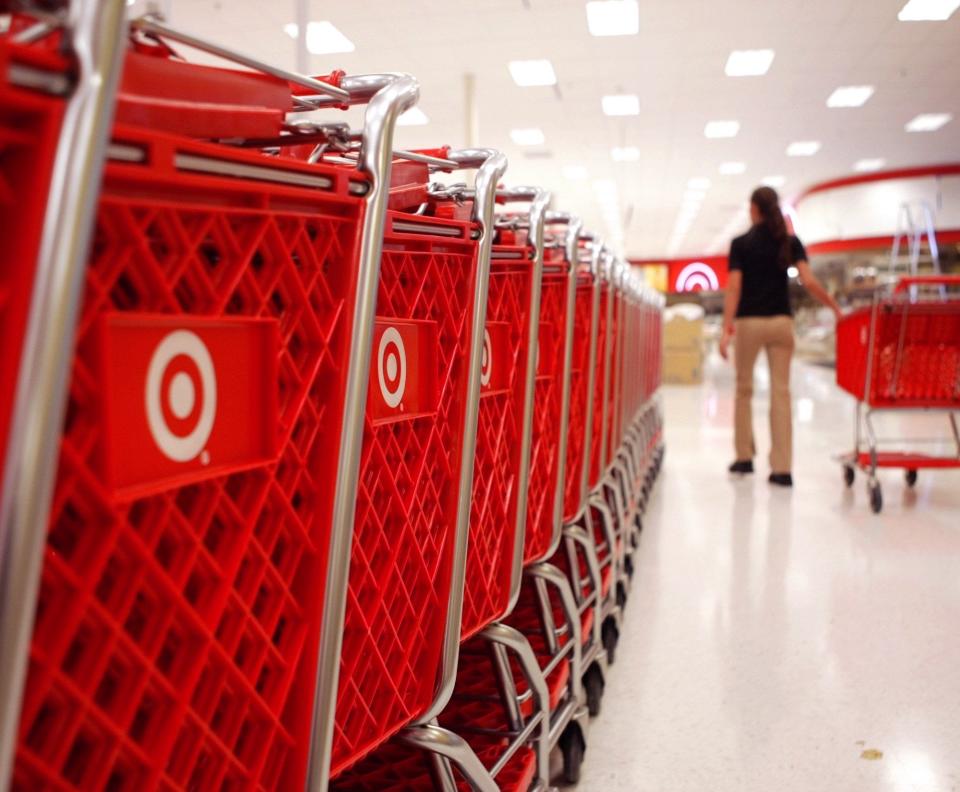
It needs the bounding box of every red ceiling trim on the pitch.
[795,163,960,204]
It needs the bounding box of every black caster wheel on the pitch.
[869,480,883,514]
[559,723,586,784]
[843,465,855,488]
[583,663,605,717]
[615,581,627,611]
[602,618,620,665]
[905,469,918,488]
[624,553,635,580]
[633,513,643,535]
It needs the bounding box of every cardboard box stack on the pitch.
[663,303,705,385]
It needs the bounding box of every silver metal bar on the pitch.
[504,186,551,614]
[428,752,459,792]
[479,622,551,788]
[306,72,419,792]
[949,413,960,456]
[0,3,128,790]
[564,524,604,652]
[396,149,460,169]
[491,641,523,731]
[543,212,583,559]
[399,724,500,792]
[417,147,509,726]
[174,152,335,190]
[529,562,583,704]
[130,15,351,101]
[598,250,615,475]
[578,238,604,504]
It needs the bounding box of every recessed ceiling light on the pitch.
[898,0,960,20]
[685,189,707,202]
[511,128,545,146]
[508,59,557,87]
[704,120,740,139]
[586,0,639,36]
[827,85,875,108]
[719,161,746,175]
[611,146,640,162]
[724,49,775,77]
[787,140,821,156]
[688,177,712,190]
[397,107,429,126]
[283,21,355,55]
[602,94,640,116]
[853,158,887,172]
[762,175,786,187]
[905,112,953,131]
[563,165,589,181]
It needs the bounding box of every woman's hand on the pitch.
[719,325,733,360]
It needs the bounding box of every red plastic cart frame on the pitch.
[0,4,128,788]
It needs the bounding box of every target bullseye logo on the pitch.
[675,262,720,293]
[377,326,407,408]
[481,329,493,387]
[145,330,217,463]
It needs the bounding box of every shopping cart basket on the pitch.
[837,275,960,513]
[3,16,421,792]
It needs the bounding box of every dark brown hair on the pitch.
[751,186,791,270]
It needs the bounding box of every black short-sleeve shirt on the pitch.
[728,226,807,318]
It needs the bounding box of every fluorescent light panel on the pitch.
[284,21,354,54]
[705,120,740,138]
[725,49,775,77]
[602,93,640,116]
[827,85,875,108]
[898,0,960,20]
[762,175,786,188]
[511,128,545,145]
[719,161,746,175]
[787,140,821,156]
[688,177,711,190]
[611,146,640,162]
[853,158,886,172]
[905,112,952,131]
[508,59,557,87]
[397,107,429,126]
[586,0,639,36]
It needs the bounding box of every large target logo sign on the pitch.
[479,322,511,396]
[369,318,438,423]
[675,262,720,292]
[145,330,217,463]
[101,315,278,498]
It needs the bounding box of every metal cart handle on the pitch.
[893,275,960,294]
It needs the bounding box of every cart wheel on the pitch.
[633,513,643,535]
[559,722,586,785]
[583,663,605,717]
[616,581,627,611]
[843,465,855,488]
[905,469,918,488]
[624,553,635,580]
[869,480,883,514]
[602,618,620,665]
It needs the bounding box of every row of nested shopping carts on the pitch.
[0,4,665,791]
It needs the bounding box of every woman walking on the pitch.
[719,186,841,487]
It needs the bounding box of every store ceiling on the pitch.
[154,0,960,259]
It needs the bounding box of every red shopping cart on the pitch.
[4,18,420,792]
[334,187,554,792]
[837,275,960,513]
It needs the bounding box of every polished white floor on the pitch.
[572,355,960,792]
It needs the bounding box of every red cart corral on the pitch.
[3,17,422,792]
[837,275,960,513]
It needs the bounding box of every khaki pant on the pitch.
[734,316,795,473]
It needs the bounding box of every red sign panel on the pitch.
[100,314,279,499]
[667,256,729,294]
[368,318,439,424]
[480,321,512,397]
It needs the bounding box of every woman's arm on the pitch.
[719,270,742,360]
[796,260,842,319]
